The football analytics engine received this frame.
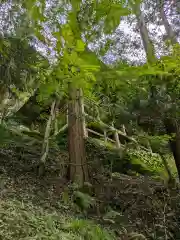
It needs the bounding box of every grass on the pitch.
[0,199,115,240]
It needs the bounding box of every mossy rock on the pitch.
[85,138,164,176]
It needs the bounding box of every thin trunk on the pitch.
[131,1,179,180]
[114,130,121,149]
[112,123,121,148]
[39,100,56,176]
[159,0,177,44]
[104,130,107,143]
[164,118,180,180]
[66,107,69,124]
[160,154,174,183]
[68,86,88,186]
[160,3,180,180]
[131,2,156,63]
[112,123,122,159]
[54,118,58,135]
[121,125,126,135]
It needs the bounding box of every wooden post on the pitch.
[114,130,121,149]
[112,123,123,159]
[39,100,56,176]
[104,130,107,143]
[112,123,121,149]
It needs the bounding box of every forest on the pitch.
[0,0,180,239]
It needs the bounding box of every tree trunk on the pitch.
[104,130,107,143]
[68,86,88,186]
[79,88,88,138]
[112,123,123,158]
[160,4,179,180]
[131,2,156,63]
[159,0,177,44]
[160,4,179,175]
[114,130,121,149]
[164,118,180,180]
[121,125,126,135]
[132,1,179,180]
[39,100,56,176]
[160,154,174,183]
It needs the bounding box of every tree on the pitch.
[68,87,89,185]
[159,0,178,44]
[17,0,130,185]
[125,0,180,180]
[0,34,48,120]
[158,1,180,178]
[130,0,156,63]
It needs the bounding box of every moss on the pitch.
[85,138,161,176]
[56,135,169,177]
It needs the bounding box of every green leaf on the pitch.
[35,31,46,43]
[79,51,100,71]
[62,24,74,43]
[75,40,85,52]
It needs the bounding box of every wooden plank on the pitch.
[85,113,136,142]
[87,128,115,143]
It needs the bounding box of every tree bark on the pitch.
[114,130,121,149]
[39,100,56,176]
[104,130,107,143]
[68,86,88,186]
[131,2,156,63]
[112,123,123,159]
[159,0,177,44]
[79,88,88,138]
[121,125,126,135]
[164,118,180,179]
[132,1,180,180]
[160,153,174,183]
[159,5,179,178]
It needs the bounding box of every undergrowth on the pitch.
[0,126,179,239]
[0,199,114,240]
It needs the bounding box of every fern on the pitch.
[73,191,95,212]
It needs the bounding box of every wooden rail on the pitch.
[57,104,152,153]
[87,128,116,143]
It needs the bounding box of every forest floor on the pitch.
[0,170,116,240]
[0,147,179,239]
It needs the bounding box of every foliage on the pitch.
[66,219,115,240]
[0,136,179,240]
[0,1,179,239]
[0,36,47,90]
[125,149,164,175]
[73,191,95,213]
[86,138,169,178]
[0,199,114,240]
